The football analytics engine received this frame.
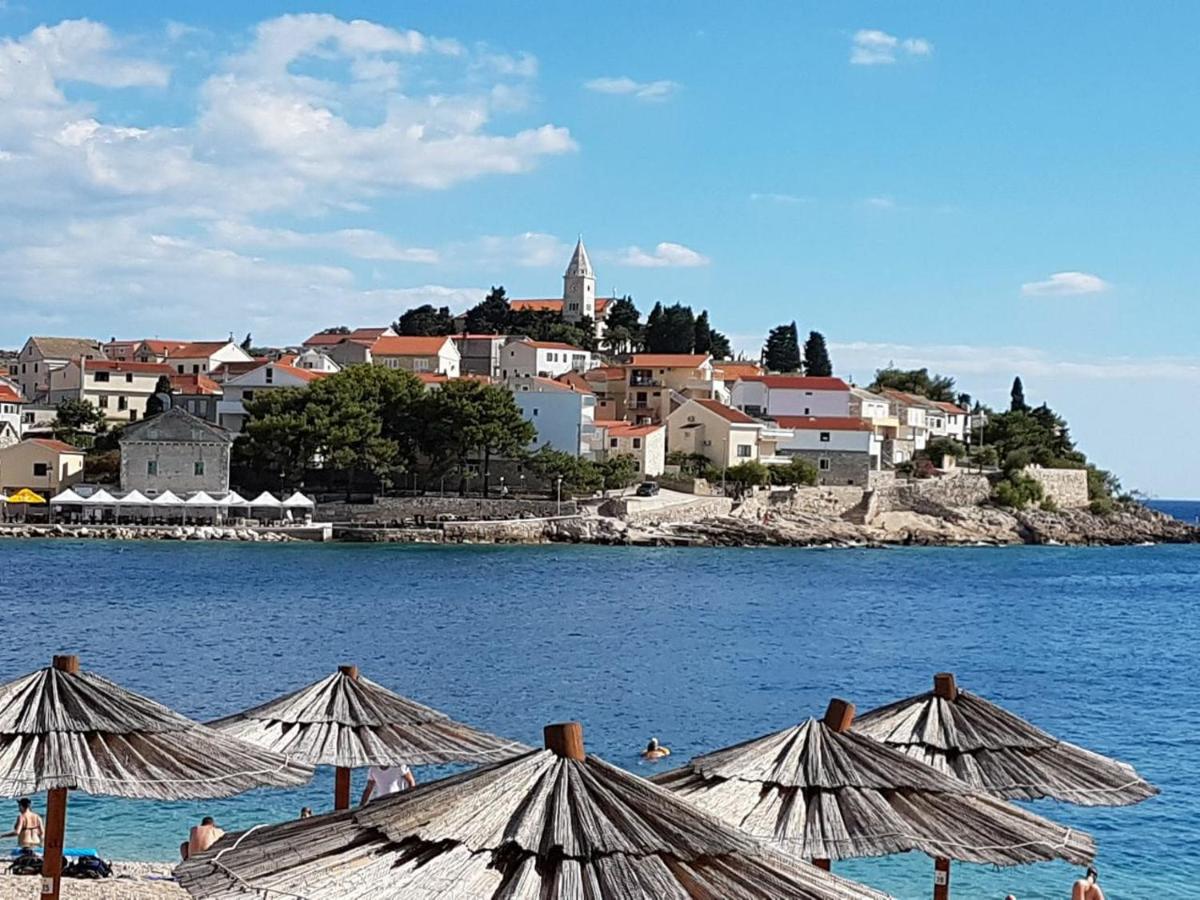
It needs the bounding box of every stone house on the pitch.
[771,416,881,486]
[14,336,104,402]
[594,420,666,477]
[453,334,507,379]
[119,407,234,495]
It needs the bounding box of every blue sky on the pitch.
[2,3,1198,495]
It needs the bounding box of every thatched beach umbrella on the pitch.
[653,698,1094,900]
[0,655,313,900]
[177,721,892,899]
[208,665,527,811]
[854,672,1159,807]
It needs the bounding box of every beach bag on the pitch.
[64,854,112,879]
[8,850,42,876]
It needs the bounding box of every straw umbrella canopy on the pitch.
[177,721,892,900]
[854,672,1159,807]
[0,655,314,900]
[208,665,528,810]
[653,698,1093,900]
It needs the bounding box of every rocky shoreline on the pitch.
[0,524,296,542]
[545,501,1200,548]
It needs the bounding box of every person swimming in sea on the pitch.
[641,737,671,761]
[1072,867,1105,900]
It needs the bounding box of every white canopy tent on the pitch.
[81,489,117,506]
[151,490,184,507]
[116,490,152,506]
[220,491,249,508]
[249,491,282,507]
[183,492,218,507]
[49,489,87,506]
[281,492,314,509]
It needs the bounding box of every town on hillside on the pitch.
[0,240,1115,525]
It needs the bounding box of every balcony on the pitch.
[629,375,661,388]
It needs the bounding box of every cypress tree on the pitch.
[802,330,833,376]
[1010,376,1028,412]
[763,322,801,372]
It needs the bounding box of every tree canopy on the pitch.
[395,305,455,336]
[763,322,802,372]
[870,367,957,402]
[144,375,174,418]
[463,286,510,334]
[643,303,696,353]
[802,331,833,376]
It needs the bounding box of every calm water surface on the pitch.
[0,538,1197,899]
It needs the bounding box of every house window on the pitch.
[265,367,274,383]
[737,445,752,458]
[804,407,811,415]
[98,395,109,409]
[177,365,184,374]
[532,408,539,416]
[33,462,48,477]
[194,461,205,476]
[129,409,138,421]
[819,458,831,471]
[632,437,642,449]
[117,396,128,411]
[147,460,158,476]
[820,432,831,442]
[610,438,619,448]
[192,365,200,375]
[414,359,429,371]
[93,371,110,383]
[243,390,254,402]
[125,373,133,383]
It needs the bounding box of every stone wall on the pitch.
[1023,466,1090,508]
[754,486,867,517]
[442,517,558,543]
[609,496,733,525]
[871,474,992,516]
[120,441,231,494]
[317,496,577,524]
[786,450,874,487]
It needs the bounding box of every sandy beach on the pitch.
[0,863,184,899]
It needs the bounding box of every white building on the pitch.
[331,335,461,377]
[165,341,254,376]
[290,349,341,373]
[933,401,969,441]
[594,420,666,476]
[47,359,175,424]
[510,376,596,457]
[732,375,851,418]
[14,337,104,402]
[0,379,24,447]
[217,360,328,432]
[666,398,781,468]
[500,338,593,380]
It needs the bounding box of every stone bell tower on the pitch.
[562,237,595,324]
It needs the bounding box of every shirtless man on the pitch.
[360,765,416,805]
[641,737,671,761]
[1072,867,1105,900]
[179,816,224,861]
[2,799,43,850]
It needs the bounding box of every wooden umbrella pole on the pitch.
[334,666,359,811]
[812,859,831,871]
[543,722,585,760]
[933,856,951,900]
[42,655,79,900]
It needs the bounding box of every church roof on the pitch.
[508,298,611,315]
[565,237,593,278]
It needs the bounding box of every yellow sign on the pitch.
[6,489,46,505]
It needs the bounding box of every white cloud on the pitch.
[208,222,439,263]
[463,232,570,268]
[583,76,680,102]
[861,195,896,210]
[0,15,575,345]
[1021,271,1111,297]
[750,192,811,205]
[850,29,933,65]
[616,241,710,268]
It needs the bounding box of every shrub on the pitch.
[724,460,771,488]
[924,438,965,468]
[770,457,818,486]
[1039,496,1058,513]
[1089,496,1116,516]
[992,473,1044,509]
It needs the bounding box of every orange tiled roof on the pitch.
[0,384,23,404]
[370,336,453,356]
[509,298,612,314]
[595,420,663,437]
[739,375,849,391]
[628,354,710,369]
[164,341,234,358]
[714,362,763,381]
[29,438,84,454]
[170,374,222,395]
[693,398,759,425]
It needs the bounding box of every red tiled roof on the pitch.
[523,340,585,352]
[303,327,389,347]
[509,298,612,314]
[370,336,453,356]
[740,375,849,391]
[138,340,190,356]
[714,362,763,381]
[693,398,759,425]
[270,363,326,383]
[628,354,710,369]
[416,373,493,385]
[772,416,875,432]
[29,438,84,454]
[170,374,222,395]
[84,360,174,374]
[555,372,594,394]
[584,366,626,382]
[453,333,508,341]
[0,384,23,404]
[164,341,235,358]
[935,401,967,414]
[595,420,663,437]
[210,360,266,380]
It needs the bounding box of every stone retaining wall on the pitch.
[612,496,733,525]
[1023,466,1090,508]
[317,496,577,523]
[755,486,867,517]
[872,474,992,515]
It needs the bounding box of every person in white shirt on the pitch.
[360,764,416,805]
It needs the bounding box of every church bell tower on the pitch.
[562,237,595,324]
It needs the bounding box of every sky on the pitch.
[1,3,1198,495]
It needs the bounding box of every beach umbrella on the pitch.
[6,488,45,504]
[176,720,892,900]
[653,698,1094,900]
[0,655,313,900]
[208,665,528,811]
[49,488,86,505]
[281,490,314,508]
[854,673,1159,807]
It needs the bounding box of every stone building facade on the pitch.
[1023,465,1090,508]
[119,407,233,494]
[787,449,874,487]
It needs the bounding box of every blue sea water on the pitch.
[1148,498,1200,523]
[0,540,1196,899]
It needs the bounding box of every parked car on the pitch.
[635,481,660,497]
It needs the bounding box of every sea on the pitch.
[1,500,1197,898]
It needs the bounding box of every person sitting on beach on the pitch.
[360,764,415,805]
[641,737,671,761]
[1072,867,1105,900]
[179,816,224,861]
[2,799,43,851]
